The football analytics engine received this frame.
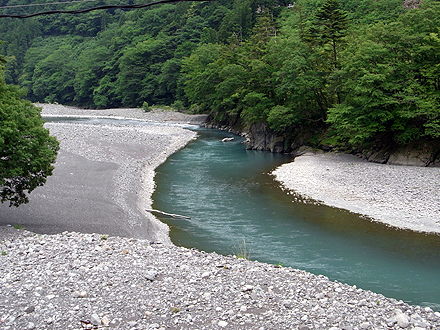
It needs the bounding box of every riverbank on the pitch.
[2,227,440,330]
[272,152,440,235]
[0,104,206,242]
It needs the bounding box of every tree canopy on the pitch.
[1,0,439,154]
[0,57,59,206]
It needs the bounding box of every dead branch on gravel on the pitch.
[146,209,191,220]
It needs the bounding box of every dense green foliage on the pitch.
[0,57,59,206]
[1,0,439,151]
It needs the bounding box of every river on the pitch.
[153,127,440,310]
[43,117,440,310]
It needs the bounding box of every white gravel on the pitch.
[272,152,440,234]
[38,103,208,124]
[1,228,439,330]
[38,104,206,243]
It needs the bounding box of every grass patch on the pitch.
[170,307,180,313]
[233,239,252,260]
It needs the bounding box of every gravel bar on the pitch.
[1,228,439,330]
[0,104,206,242]
[272,153,440,234]
[1,105,439,330]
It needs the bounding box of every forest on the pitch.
[0,0,439,154]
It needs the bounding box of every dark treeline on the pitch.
[1,0,439,153]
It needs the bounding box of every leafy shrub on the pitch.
[142,101,151,112]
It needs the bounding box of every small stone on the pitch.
[144,271,158,281]
[6,315,16,325]
[315,292,325,299]
[359,322,370,330]
[201,271,210,278]
[24,306,35,314]
[122,249,129,254]
[91,314,101,326]
[394,309,403,315]
[396,313,410,328]
[386,316,397,327]
[283,300,293,309]
[101,316,110,326]
[241,285,253,292]
[411,313,430,328]
[218,320,228,327]
[27,322,36,329]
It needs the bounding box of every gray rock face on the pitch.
[365,141,440,167]
[245,122,285,153]
[1,227,439,330]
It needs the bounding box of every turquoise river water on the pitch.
[153,127,440,310]
[45,117,440,310]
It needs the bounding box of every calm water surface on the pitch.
[153,127,440,310]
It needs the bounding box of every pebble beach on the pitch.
[272,152,440,235]
[1,104,440,330]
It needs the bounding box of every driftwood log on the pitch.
[146,209,191,220]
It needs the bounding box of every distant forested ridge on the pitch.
[1,0,440,161]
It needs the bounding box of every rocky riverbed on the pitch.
[1,104,440,329]
[1,226,440,330]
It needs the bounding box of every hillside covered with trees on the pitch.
[1,0,439,160]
